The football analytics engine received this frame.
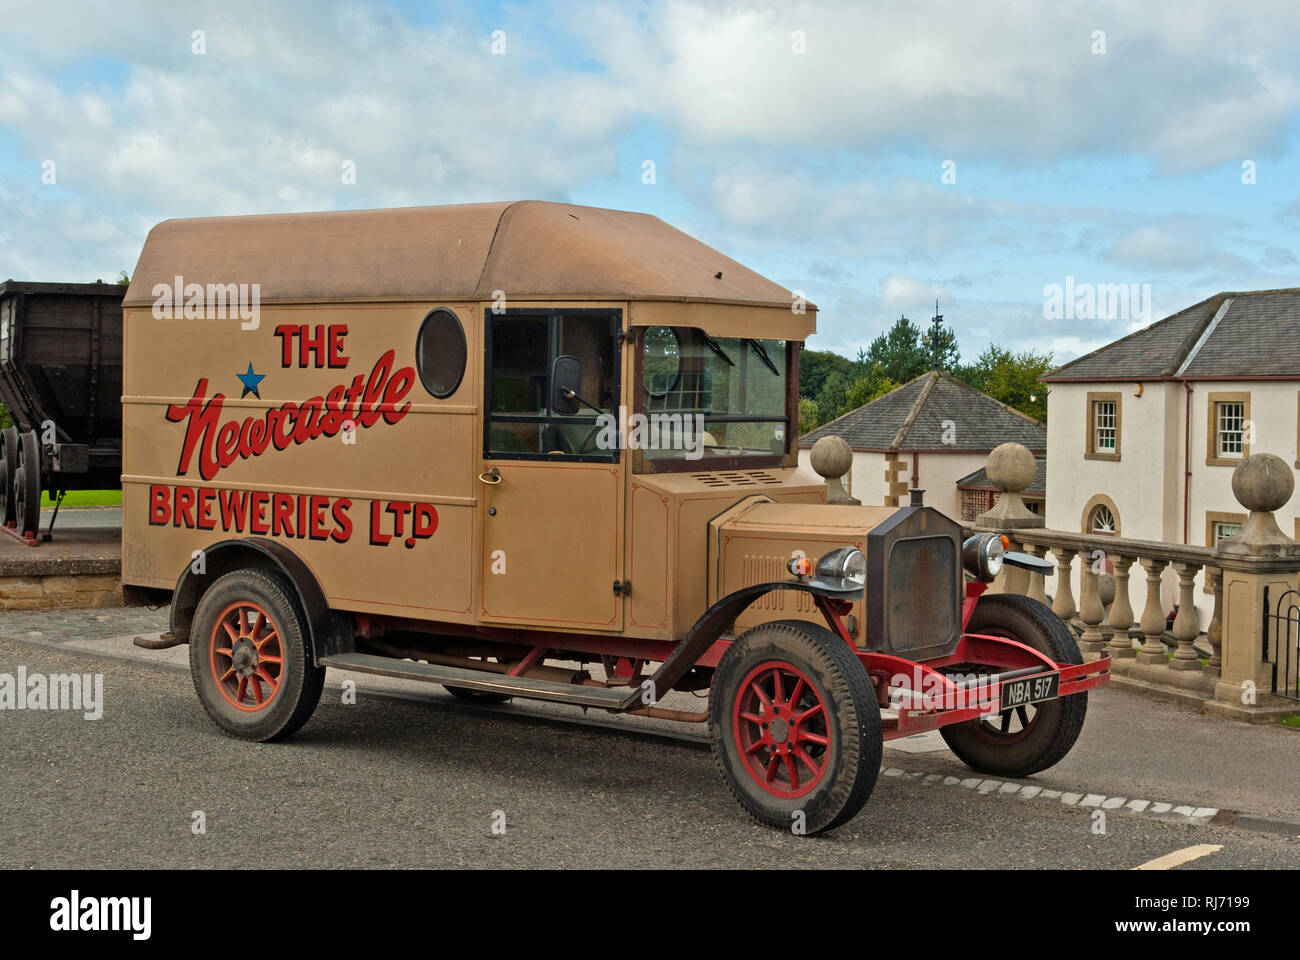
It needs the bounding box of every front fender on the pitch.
[622,580,862,708]
[170,537,352,664]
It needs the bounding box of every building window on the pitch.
[1206,392,1250,466]
[1215,402,1245,457]
[1094,402,1117,451]
[1213,521,1241,544]
[1080,494,1121,537]
[1205,510,1247,550]
[1085,392,1121,461]
[1088,503,1116,535]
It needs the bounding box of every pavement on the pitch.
[0,509,120,574]
[0,603,1297,868]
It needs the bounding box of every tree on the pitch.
[844,363,899,409]
[958,346,1053,423]
[798,349,853,399]
[814,372,849,424]
[798,396,821,434]
[862,313,961,384]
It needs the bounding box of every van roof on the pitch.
[124,200,816,319]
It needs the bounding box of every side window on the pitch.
[485,312,619,459]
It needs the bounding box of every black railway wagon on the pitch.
[0,281,123,542]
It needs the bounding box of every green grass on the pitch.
[1281,715,1300,729]
[40,489,121,507]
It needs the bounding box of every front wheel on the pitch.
[940,593,1088,777]
[710,619,881,834]
[190,568,325,742]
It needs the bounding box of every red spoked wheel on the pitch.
[190,568,324,742]
[210,601,284,712]
[710,620,880,834]
[940,594,1088,778]
[733,661,831,799]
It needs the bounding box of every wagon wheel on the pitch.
[13,430,41,536]
[0,457,11,527]
[0,426,16,526]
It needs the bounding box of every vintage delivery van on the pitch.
[121,201,1108,833]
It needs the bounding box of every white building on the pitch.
[798,369,1047,520]
[1042,287,1300,624]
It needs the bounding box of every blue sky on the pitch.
[2,0,1299,364]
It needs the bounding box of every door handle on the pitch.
[478,467,501,485]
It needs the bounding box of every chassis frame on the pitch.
[163,539,1111,732]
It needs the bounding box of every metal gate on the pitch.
[1262,586,1300,702]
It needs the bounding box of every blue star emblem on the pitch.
[237,362,266,399]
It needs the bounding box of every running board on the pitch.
[319,653,635,710]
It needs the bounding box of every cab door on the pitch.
[478,309,625,630]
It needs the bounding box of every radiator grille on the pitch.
[886,536,958,654]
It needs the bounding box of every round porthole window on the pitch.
[416,308,466,399]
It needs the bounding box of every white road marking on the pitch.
[1133,844,1223,871]
[879,763,1219,825]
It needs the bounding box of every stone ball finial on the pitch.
[986,442,1036,493]
[1232,453,1294,513]
[810,435,853,481]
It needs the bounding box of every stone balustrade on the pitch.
[966,443,1300,722]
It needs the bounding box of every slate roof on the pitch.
[957,458,1047,496]
[799,370,1047,453]
[1043,287,1300,381]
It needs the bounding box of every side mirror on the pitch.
[550,355,583,415]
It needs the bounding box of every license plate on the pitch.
[999,673,1059,710]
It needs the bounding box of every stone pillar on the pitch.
[1169,562,1204,671]
[1106,555,1136,658]
[1077,555,1107,654]
[1204,566,1223,678]
[1136,557,1170,664]
[1051,548,1077,624]
[973,443,1044,599]
[809,436,860,505]
[1206,454,1300,722]
[1025,544,1050,606]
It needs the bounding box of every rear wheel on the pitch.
[190,568,325,742]
[0,457,11,527]
[14,429,40,535]
[940,593,1087,777]
[13,465,38,535]
[710,619,881,834]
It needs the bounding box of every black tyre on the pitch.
[190,568,325,742]
[0,426,17,481]
[13,464,39,535]
[710,619,881,834]
[443,685,511,705]
[940,593,1088,778]
[0,456,11,527]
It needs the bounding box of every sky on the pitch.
[1,0,1299,365]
